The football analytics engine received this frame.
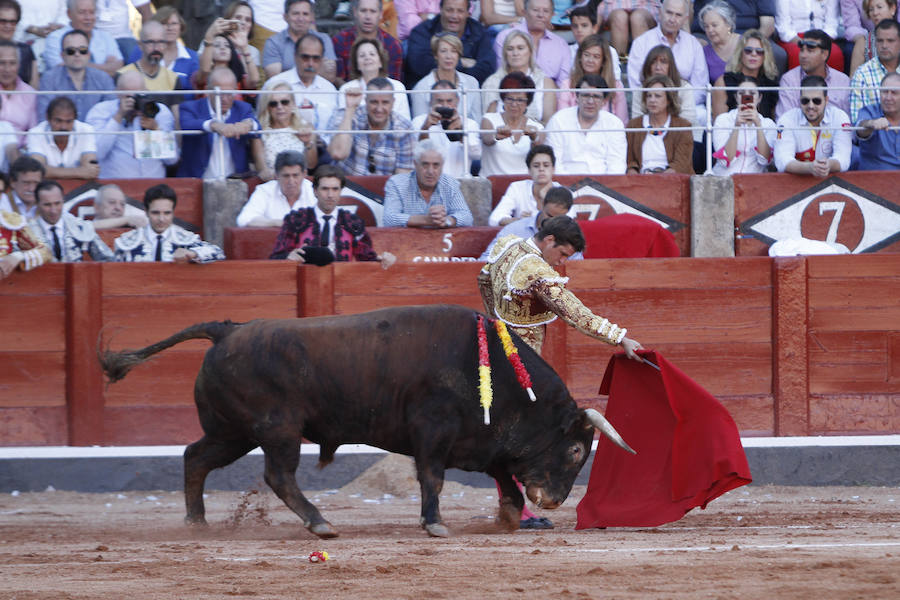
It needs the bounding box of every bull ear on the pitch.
[584,408,636,455]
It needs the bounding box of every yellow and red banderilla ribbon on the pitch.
[476,315,537,425]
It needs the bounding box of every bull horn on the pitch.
[585,408,636,455]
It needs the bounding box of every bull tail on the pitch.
[98,320,243,383]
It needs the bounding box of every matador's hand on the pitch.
[620,337,643,360]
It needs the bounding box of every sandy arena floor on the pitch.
[1,455,898,599]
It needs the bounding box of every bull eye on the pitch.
[569,444,583,462]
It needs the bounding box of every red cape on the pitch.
[576,351,751,529]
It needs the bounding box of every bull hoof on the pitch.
[497,498,520,532]
[184,516,208,527]
[309,521,339,539]
[424,522,450,538]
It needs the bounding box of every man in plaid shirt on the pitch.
[325,78,415,176]
[332,0,403,81]
[849,20,900,123]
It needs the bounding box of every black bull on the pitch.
[99,305,630,538]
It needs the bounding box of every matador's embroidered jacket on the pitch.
[477,234,626,354]
[0,210,52,271]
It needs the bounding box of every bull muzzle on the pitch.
[525,485,561,510]
[585,408,636,455]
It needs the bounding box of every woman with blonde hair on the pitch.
[481,30,557,124]
[336,37,410,119]
[559,34,627,122]
[711,29,779,120]
[625,74,694,174]
[410,33,482,121]
[255,83,318,181]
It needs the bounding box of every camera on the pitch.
[132,94,160,119]
[434,105,462,142]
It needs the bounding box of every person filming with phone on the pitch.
[409,80,481,178]
[774,75,852,177]
[711,77,777,175]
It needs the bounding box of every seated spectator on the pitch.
[220,1,262,74]
[560,33,627,123]
[480,72,545,178]
[410,32,482,122]
[28,179,112,262]
[42,0,124,78]
[568,5,623,82]
[270,163,394,265]
[263,33,339,130]
[0,0,37,85]
[256,84,317,180]
[775,0,844,72]
[38,28,115,121]
[92,183,148,231]
[487,143,560,226]
[776,29,851,119]
[114,183,225,263]
[0,39,37,146]
[410,80,481,178]
[27,97,99,180]
[0,117,16,172]
[545,74,626,175]
[712,78,777,175]
[398,0,441,40]
[712,29,780,120]
[118,21,193,110]
[243,0,280,55]
[236,149,315,227]
[263,0,337,82]
[94,0,151,63]
[848,0,898,75]
[406,0,496,84]
[178,68,264,178]
[691,0,786,73]
[0,155,43,218]
[774,75,852,175]
[601,0,659,60]
[627,0,708,116]
[850,19,900,122]
[333,0,403,81]
[626,74,694,174]
[85,70,179,178]
[482,30,557,124]
[0,206,51,278]
[699,1,741,85]
[382,138,473,227]
[325,78,415,175]
[14,0,66,76]
[337,36,410,120]
[127,6,201,84]
[480,0,522,32]
[855,71,900,169]
[194,27,258,99]
[493,0,570,87]
[480,185,576,260]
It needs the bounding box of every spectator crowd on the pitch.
[2,0,899,273]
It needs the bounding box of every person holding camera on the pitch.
[85,70,179,179]
[26,97,100,180]
[409,80,480,178]
[711,77,777,175]
[480,71,544,179]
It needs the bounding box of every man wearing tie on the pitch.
[113,183,224,263]
[28,180,114,262]
[269,164,393,266]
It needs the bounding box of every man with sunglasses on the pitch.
[774,75,852,177]
[849,20,900,123]
[775,30,850,119]
[263,33,338,130]
[37,29,115,121]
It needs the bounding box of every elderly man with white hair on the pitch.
[92,184,148,231]
[382,139,474,228]
[410,80,481,178]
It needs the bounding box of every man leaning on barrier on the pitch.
[855,71,900,170]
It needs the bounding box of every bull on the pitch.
[99,305,632,538]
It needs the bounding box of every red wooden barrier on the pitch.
[734,172,900,256]
[488,174,691,255]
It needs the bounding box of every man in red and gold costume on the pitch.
[1,209,52,280]
[478,215,642,356]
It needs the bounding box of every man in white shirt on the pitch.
[545,74,627,175]
[774,75,852,176]
[263,33,338,130]
[410,81,480,179]
[236,149,315,227]
[488,144,560,227]
[27,96,99,179]
[28,179,113,262]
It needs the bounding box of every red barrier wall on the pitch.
[734,172,900,256]
[1,254,897,446]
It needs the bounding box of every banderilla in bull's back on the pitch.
[98,305,633,538]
